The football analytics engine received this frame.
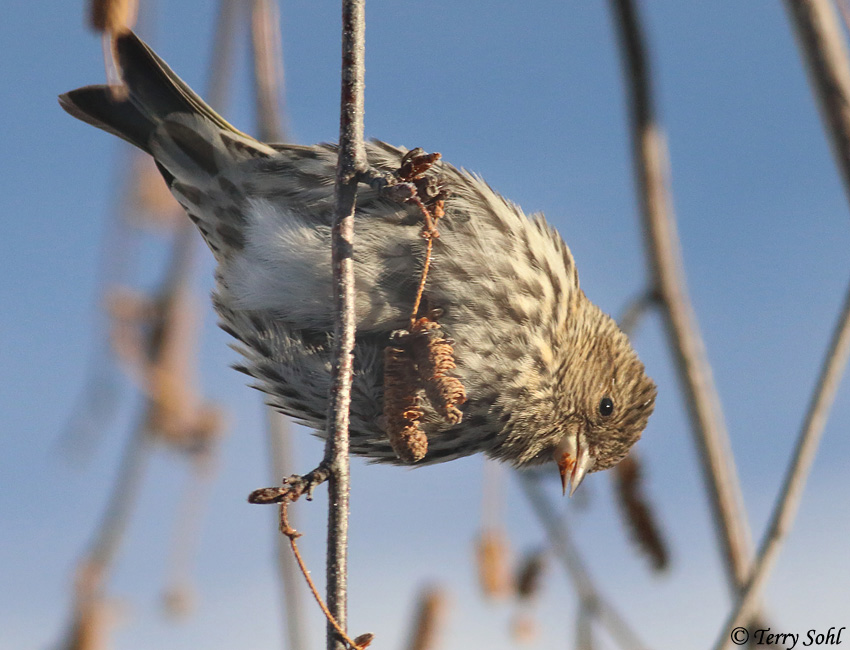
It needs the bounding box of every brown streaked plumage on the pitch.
[59,32,656,493]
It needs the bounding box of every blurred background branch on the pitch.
[785,0,850,208]
[247,1,308,647]
[608,0,756,597]
[715,276,850,647]
[518,473,647,650]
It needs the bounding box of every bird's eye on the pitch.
[599,397,614,417]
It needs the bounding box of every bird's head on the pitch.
[550,295,656,495]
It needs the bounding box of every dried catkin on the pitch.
[90,0,137,33]
[406,586,448,650]
[515,549,546,600]
[383,341,428,463]
[614,454,669,572]
[409,319,466,424]
[474,528,512,599]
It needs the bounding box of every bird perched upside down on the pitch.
[60,32,656,495]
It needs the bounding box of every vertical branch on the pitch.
[608,0,756,593]
[325,1,367,648]
[784,0,850,208]
[714,278,850,650]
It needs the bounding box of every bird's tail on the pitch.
[58,31,249,155]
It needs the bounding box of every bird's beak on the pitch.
[554,432,595,497]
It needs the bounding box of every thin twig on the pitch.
[162,453,217,618]
[481,459,506,532]
[838,0,850,40]
[84,412,152,579]
[617,289,659,338]
[714,278,850,650]
[279,504,370,650]
[407,196,443,327]
[576,602,595,650]
[409,235,435,330]
[608,0,756,594]
[784,0,850,209]
[517,472,647,650]
[58,177,135,461]
[204,0,240,114]
[325,1,367,648]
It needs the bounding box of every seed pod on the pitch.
[515,549,546,601]
[90,0,137,34]
[511,613,539,645]
[162,584,195,620]
[613,454,669,572]
[353,633,375,649]
[383,338,428,463]
[405,585,448,650]
[475,528,512,600]
[409,319,466,424]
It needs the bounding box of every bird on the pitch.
[59,31,656,495]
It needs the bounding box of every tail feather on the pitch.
[58,85,155,152]
[58,31,248,154]
[112,32,246,137]
[60,31,282,262]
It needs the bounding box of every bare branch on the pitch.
[162,453,219,619]
[784,0,850,209]
[324,1,367,648]
[714,278,850,649]
[83,413,152,580]
[576,602,595,650]
[246,2,309,646]
[608,0,756,593]
[204,0,241,113]
[250,0,287,142]
[616,289,659,338]
[517,473,648,650]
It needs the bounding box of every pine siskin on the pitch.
[60,32,656,494]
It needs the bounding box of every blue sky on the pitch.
[2,1,850,649]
